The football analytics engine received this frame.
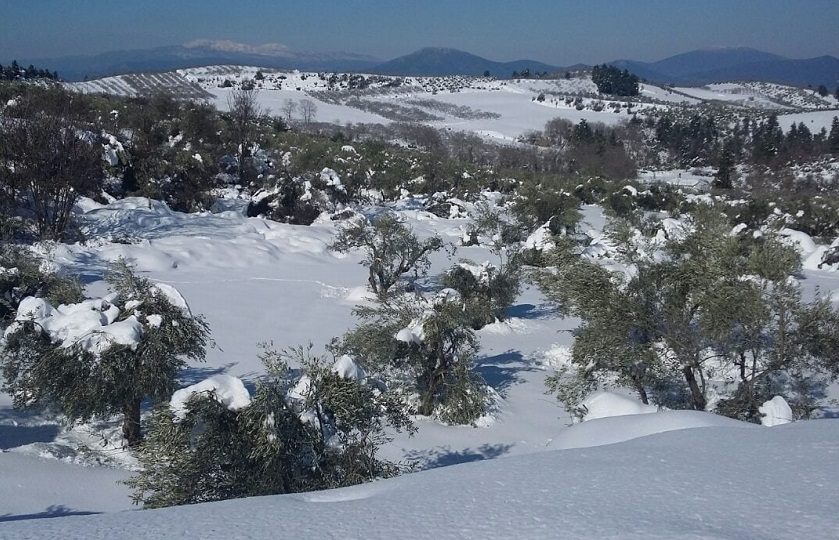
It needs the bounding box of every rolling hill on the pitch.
[371,47,561,77]
[612,47,839,87]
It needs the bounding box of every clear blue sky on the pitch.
[2,0,837,64]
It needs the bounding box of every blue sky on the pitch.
[2,0,837,64]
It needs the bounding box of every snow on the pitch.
[578,391,658,422]
[778,110,839,134]
[759,396,794,427]
[3,77,839,538]
[332,354,366,381]
[549,410,756,450]
[3,418,837,539]
[7,297,143,355]
[169,375,251,420]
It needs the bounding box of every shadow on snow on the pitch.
[402,442,514,470]
[0,505,101,523]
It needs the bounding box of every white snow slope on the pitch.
[3,417,837,539]
[2,193,839,537]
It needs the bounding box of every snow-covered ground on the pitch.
[3,415,838,539]
[777,109,839,134]
[1,191,838,537]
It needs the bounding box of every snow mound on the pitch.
[170,375,251,419]
[5,419,836,539]
[523,221,554,251]
[759,395,793,426]
[550,410,755,450]
[579,391,658,421]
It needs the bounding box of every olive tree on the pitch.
[0,90,103,240]
[535,207,839,421]
[1,260,210,445]
[335,290,487,424]
[126,346,412,508]
[329,213,444,297]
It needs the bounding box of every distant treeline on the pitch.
[1,60,58,81]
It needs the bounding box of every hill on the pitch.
[612,47,839,87]
[372,47,560,77]
[27,41,381,82]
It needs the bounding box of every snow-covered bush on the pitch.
[0,259,210,445]
[126,346,411,508]
[0,246,83,324]
[336,290,488,424]
[440,259,520,329]
[246,168,350,225]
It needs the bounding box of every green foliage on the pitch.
[591,64,640,96]
[0,246,83,323]
[329,213,444,297]
[440,259,521,329]
[1,260,209,445]
[336,292,488,424]
[127,346,411,508]
[536,206,839,420]
[511,176,582,235]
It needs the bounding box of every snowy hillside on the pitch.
[1,190,838,535]
[4,62,839,539]
[64,65,839,144]
[3,416,838,539]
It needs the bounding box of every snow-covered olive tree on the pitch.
[126,347,412,508]
[336,290,488,424]
[1,260,210,445]
[440,259,520,329]
[329,213,443,297]
[535,206,839,421]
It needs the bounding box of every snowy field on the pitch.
[1,192,839,537]
[66,66,839,145]
[777,109,839,134]
[4,417,838,539]
[207,75,634,142]
[6,66,839,537]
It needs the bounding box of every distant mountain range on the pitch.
[16,41,839,88]
[611,48,839,87]
[27,40,382,82]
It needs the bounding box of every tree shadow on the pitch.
[476,350,536,397]
[505,303,558,320]
[816,407,839,419]
[56,250,110,285]
[0,423,61,450]
[0,505,101,523]
[403,442,514,470]
[177,362,238,386]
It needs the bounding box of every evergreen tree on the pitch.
[1,261,210,445]
[329,213,443,297]
[126,347,412,508]
[591,64,639,96]
[828,116,839,155]
[336,290,488,424]
[535,207,839,419]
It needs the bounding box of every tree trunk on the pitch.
[635,382,649,405]
[123,398,143,447]
[682,365,706,410]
